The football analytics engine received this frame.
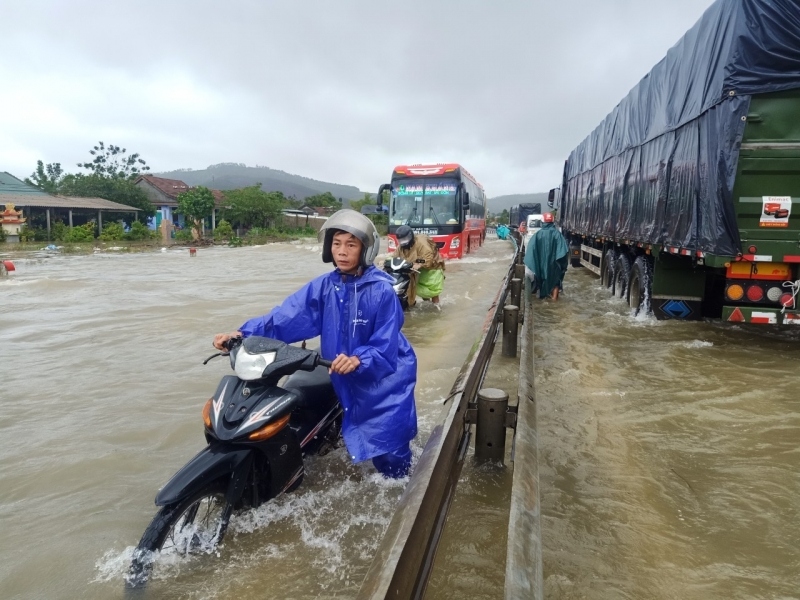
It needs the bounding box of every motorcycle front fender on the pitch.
[154,444,253,506]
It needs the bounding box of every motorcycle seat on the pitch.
[283,365,334,409]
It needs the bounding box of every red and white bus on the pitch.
[378,163,487,259]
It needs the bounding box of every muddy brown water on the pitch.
[0,239,512,600]
[2,241,798,599]
[429,265,800,600]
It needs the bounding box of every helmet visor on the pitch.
[397,233,413,247]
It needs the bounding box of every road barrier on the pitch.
[356,244,521,600]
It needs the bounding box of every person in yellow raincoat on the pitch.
[394,225,445,307]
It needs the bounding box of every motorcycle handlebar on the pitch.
[317,357,333,368]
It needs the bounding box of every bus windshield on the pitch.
[390,178,459,226]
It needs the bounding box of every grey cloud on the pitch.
[2,0,716,195]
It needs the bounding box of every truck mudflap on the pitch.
[651,296,702,320]
[722,306,800,325]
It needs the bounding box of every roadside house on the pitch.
[0,171,139,241]
[134,175,225,231]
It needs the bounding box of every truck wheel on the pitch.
[600,249,617,290]
[569,243,581,268]
[628,256,652,315]
[613,255,631,300]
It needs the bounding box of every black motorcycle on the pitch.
[383,257,425,310]
[127,336,342,587]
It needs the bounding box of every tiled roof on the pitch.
[136,175,190,199]
[136,175,225,206]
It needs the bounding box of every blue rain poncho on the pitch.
[239,265,418,462]
[524,223,569,299]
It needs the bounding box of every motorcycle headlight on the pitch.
[234,350,277,380]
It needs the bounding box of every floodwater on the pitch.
[535,269,800,600]
[429,262,800,600]
[3,240,799,600]
[0,238,513,600]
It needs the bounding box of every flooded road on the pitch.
[535,268,800,600]
[3,240,798,599]
[0,238,513,600]
[428,262,800,600]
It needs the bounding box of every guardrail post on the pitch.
[514,263,525,281]
[475,388,509,463]
[502,305,519,357]
[510,277,522,310]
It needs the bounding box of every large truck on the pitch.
[509,203,542,230]
[557,0,800,326]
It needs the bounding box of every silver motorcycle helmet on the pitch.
[318,209,381,268]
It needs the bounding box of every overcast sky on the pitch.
[1,0,717,197]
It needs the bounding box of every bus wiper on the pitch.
[428,206,441,225]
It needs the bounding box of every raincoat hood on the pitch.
[524,224,569,299]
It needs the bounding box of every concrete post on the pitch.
[475,388,509,463]
[510,277,522,309]
[514,264,525,281]
[46,209,51,241]
[502,305,519,357]
[98,210,103,233]
[68,210,73,228]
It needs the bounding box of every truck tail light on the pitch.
[726,284,744,301]
[746,285,764,302]
[780,293,795,308]
[766,286,783,302]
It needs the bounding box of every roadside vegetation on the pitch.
[3,143,378,253]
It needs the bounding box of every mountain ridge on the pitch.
[155,163,364,201]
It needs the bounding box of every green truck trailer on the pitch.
[556,0,800,326]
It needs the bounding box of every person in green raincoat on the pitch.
[394,225,445,307]
[524,212,569,300]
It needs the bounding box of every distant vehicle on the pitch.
[377,163,487,259]
[523,214,544,246]
[509,203,542,232]
[555,0,800,326]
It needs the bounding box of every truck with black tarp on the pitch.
[509,203,542,230]
[557,0,800,326]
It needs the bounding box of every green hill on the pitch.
[155,163,364,201]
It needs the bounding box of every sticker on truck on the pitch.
[760,196,792,228]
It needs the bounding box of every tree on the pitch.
[348,192,375,213]
[177,186,216,240]
[303,191,341,208]
[25,161,65,193]
[78,141,150,179]
[499,208,509,224]
[59,173,155,222]
[221,185,285,229]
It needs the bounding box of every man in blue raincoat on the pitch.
[213,209,417,478]
[524,212,569,300]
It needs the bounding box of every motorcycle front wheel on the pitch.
[127,480,231,587]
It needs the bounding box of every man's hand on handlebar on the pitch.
[213,331,242,351]
[329,353,360,375]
